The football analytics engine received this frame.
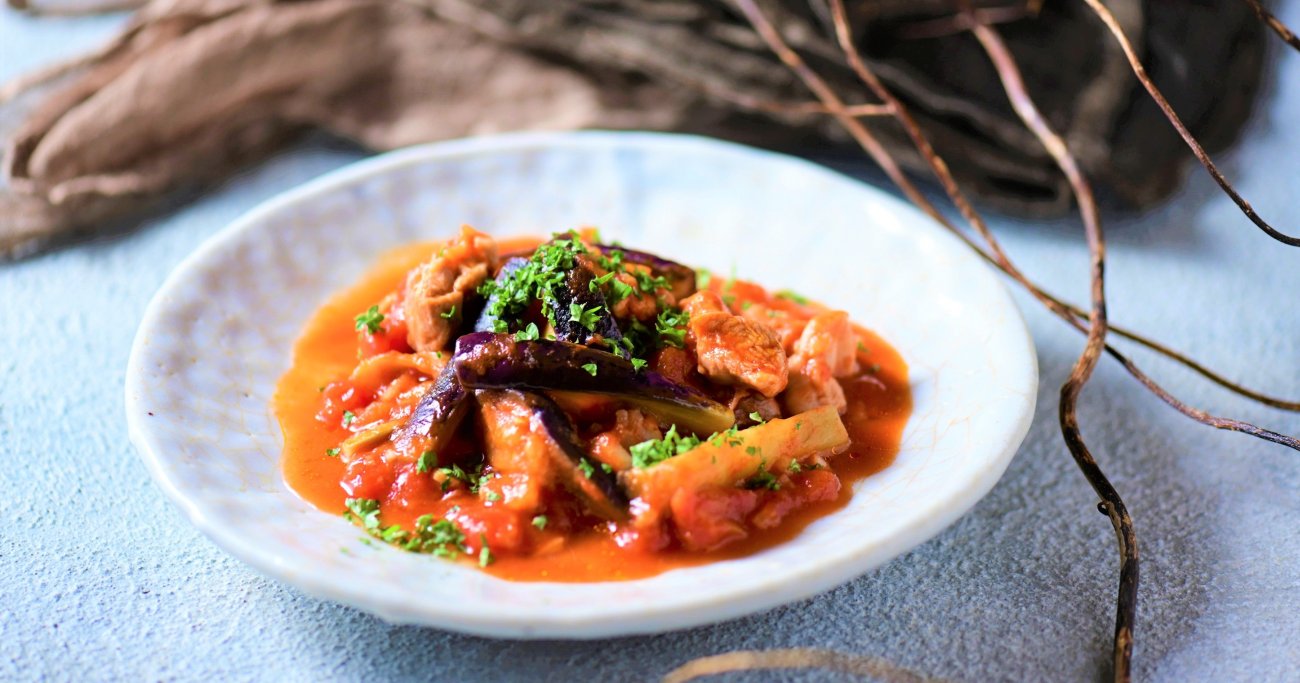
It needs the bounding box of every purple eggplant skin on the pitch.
[452,332,735,435]
[548,265,629,358]
[400,362,469,442]
[472,257,529,334]
[594,243,696,300]
[502,390,628,520]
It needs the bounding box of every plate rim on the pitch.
[125,130,1037,637]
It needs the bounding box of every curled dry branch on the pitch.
[726,0,1300,680]
[1082,0,1300,247]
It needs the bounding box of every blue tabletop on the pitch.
[4,6,1299,682]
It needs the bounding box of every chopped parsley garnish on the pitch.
[577,458,595,479]
[788,460,803,474]
[630,358,648,372]
[416,450,436,474]
[476,236,588,333]
[440,305,457,320]
[744,464,781,491]
[630,425,702,469]
[515,322,541,341]
[344,498,382,532]
[325,447,341,458]
[775,289,810,305]
[745,445,760,457]
[485,490,502,502]
[342,410,356,427]
[476,232,683,343]
[569,302,602,331]
[748,411,766,424]
[600,462,613,473]
[345,500,472,557]
[654,309,689,348]
[478,535,494,567]
[581,362,599,377]
[353,305,385,335]
[531,515,548,530]
[436,462,484,493]
[695,268,712,288]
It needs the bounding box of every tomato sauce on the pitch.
[275,238,911,582]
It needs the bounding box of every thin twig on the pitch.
[964,7,1135,679]
[662,649,934,683]
[821,0,1300,446]
[1082,0,1300,247]
[1242,0,1300,51]
[897,5,1030,40]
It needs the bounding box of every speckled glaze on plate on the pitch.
[125,131,1036,638]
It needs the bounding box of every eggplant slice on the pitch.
[509,390,628,520]
[594,243,697,300]
[399,362,471,460]
[452,332,735,435]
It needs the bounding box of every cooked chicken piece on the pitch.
[739,303,808,353]
[403,225,497,352]
[477,390,555,513]
[588,409,662,473]
[782,311,861,415]
[681,291,788,398]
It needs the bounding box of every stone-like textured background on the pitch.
[3,6,1298,682]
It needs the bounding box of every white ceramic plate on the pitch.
[126,131,1035,638]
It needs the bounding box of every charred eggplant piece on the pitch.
[594,243,696,299]
[453,332,735,435]
[548,265,628,357]
[511,390,628,520]
[398,362,470,460]
[472,257,529,333]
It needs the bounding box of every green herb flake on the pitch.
[630,358,648,372]
[478,536,494,568]
[868,363,882,374]
[569,302,602,331]
[788,460,803,474]
[440,304,457,320]
[744,464,781,491]
[514,322,541,341]
[630,425,703,468]
[325,447,341,458]
[485,490,502,502]
[531,515,548,531]
[581,362,599,377]
[353,305,385,335]
[775,289,810,305]
[695,268,712,288]
[577,458,595,479]
[416,450,437,474]
[748,411,766,424]
[342,410,356,427]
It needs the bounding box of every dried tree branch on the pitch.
[964,8,1135,680]
[820,0,1300,448]
[1082,0,1300,247]
[1242,0,1300,51]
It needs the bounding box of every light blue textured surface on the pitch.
[3,7,1298,682]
